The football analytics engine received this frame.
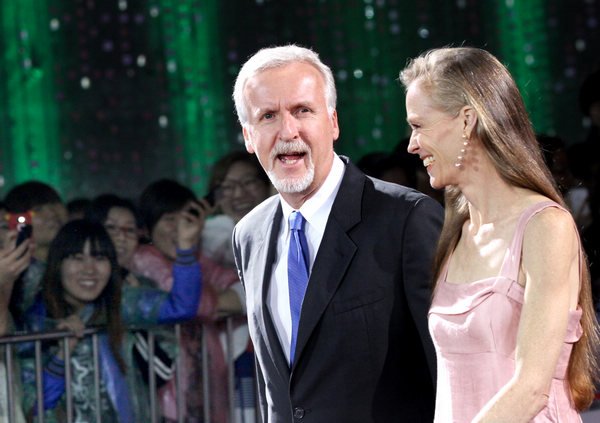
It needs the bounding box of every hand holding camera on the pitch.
[5,211,34,247]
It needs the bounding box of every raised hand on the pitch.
[176,198,214,250]
[0,232,31,297]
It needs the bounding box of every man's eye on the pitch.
[263,112,274,120]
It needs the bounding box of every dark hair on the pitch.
[208,150,269,192]
[85,194,141,228]
[139,179,196,233]
[42,219,125,372]
[66,198,91,218]
[579,69,600,117]
[357,147,419,189]
[4,181,62,213]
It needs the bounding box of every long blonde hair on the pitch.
[400,47,599,410]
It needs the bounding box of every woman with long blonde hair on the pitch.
[400,47,599,422]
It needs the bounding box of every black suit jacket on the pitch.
[233,157,443,422]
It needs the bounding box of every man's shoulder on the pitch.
[364,175,439,208]
[235,194,280,234]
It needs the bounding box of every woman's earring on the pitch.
[455,133,469,168]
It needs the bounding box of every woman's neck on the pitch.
[457,155,542,230]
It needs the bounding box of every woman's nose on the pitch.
[407,134,419,154]
[82,256,96,273]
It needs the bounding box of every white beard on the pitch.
[267,139,315,193]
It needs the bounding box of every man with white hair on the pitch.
[232,45,442,422]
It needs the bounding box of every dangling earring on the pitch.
[455,133,469,168]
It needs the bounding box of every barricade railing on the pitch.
[0,314,260,423]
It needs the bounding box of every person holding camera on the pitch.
[3,181,68,319]
[131,178,242,423]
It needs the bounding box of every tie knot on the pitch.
[289,211,305,231]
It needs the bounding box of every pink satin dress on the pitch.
[429,201,583,422]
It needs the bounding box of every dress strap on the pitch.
[499,201,567,281]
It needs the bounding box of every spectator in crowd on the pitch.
[356,149,418,188]
[203,151,271,267]
[4,182,67,266]
[86,193,186,390]
[19,219,202,422]
[132,179,241,423]
[4,181,68,319]
[537,134,592,232]
[202,151,271,422]
[577,70,600,316]
[0,215,30,423]
[66,198,91,221]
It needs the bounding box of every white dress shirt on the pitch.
[267,154,345,362]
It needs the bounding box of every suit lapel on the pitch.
[253,202,290,379]
[292,159,364,369]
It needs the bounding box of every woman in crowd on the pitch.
[400,47,599,422]
[19,218,202,422]
[86,194,184,388]
[202,151,271,422]
[132,179,241,423]
[202,151,271,268]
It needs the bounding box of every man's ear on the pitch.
[331,109,340,142]
[242,126,255,154]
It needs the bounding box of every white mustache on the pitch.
[269,139,310,162]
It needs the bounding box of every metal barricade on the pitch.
[0,316,260,423]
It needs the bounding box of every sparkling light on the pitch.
[158,115,169,128]
[49,18,60,31]
[80,77,91,89]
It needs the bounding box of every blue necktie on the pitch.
[288,211,309,366]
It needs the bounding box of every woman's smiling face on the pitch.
[60,239,111,313]
[405,80,465,189]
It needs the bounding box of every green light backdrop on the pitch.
[152,0,231,194]
[0,0,62,192]
[0,0,598,201]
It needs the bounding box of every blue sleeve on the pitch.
[39,355,66,411]
[157,246,202,323]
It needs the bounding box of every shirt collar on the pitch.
[280,154,345,232]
